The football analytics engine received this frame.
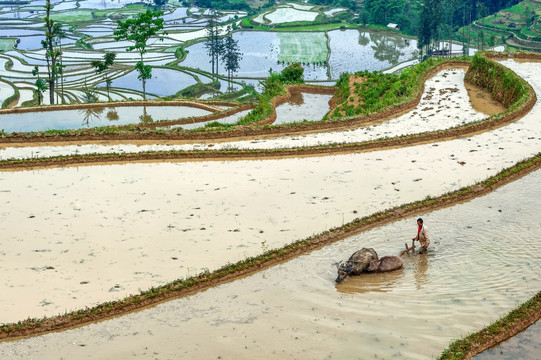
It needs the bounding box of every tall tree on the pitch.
[91,52,116,101]
[55,26,67,104]
[417,0,442,58]
[153,0,168,7]
[32,66,47,106]
[365,0,405,26]
[221,31,243,90]
[114,9,166,100]
[476,2,487,51]
[42,0,62,105]
[447,0,457,57]
[204,11,223,76]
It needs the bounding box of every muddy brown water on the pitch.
[1,169,540,359]
[0,60,540,323]
[465,82,506,115]
[1,118,541,324]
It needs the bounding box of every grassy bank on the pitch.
[466,52,530,107]
[438,291,541,360]
[331,56,470,119]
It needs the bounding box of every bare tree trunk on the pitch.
[45,1,56,105]
[462,6,466,56]
[60,39,64,104]
[449,6,453,57]
[141,53,146,100]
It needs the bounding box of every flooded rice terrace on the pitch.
[1,169,540,359]
[0,66,507,159]
[0,105,212,133]
[0,1,540,355]
[0,59,539,346]
[273,89,333,124]
[4,138,539,322]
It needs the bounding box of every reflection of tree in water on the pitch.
[287,89,304,106]
[370,32,405,64]
[139,106,154,124]
[358,31,370,46]
[79,107,105,127]
[106,108,119,121]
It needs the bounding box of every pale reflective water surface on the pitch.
[1,169,539,359]
[0,105,212,133]
[273,90,332,124]
[1,61,541,322]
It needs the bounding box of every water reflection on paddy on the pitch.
[0,105,212,132]
[273,90,332,124]
[180,29,418,81]
[102,68,196,97]
[1,169,539,359]
[328,29,419,79]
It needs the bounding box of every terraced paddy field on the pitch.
[0,66,504,159]
[2,169,539,359]
[0,57,540,359]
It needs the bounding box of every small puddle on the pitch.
[465,82,506,115]
[273,90,332,125]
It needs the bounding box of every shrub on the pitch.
[278,62,304,84]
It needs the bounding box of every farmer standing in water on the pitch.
[413,218,430,254]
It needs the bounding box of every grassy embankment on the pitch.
[438,291,541,360]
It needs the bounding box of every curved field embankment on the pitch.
[0,54,540,343]
[138,103,255,129]
[0,53,536,171]
[0,59,486,145]
[0,99,237,115]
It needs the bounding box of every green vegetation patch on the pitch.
[50,10,96,22]
[332,57,468,119]
[277,32,328,63]
[505,2,528,15]
[466,52,529,107]
[0,38,15,51]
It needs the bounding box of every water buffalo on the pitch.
[367,255,403,272]
[336,248,378,283]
